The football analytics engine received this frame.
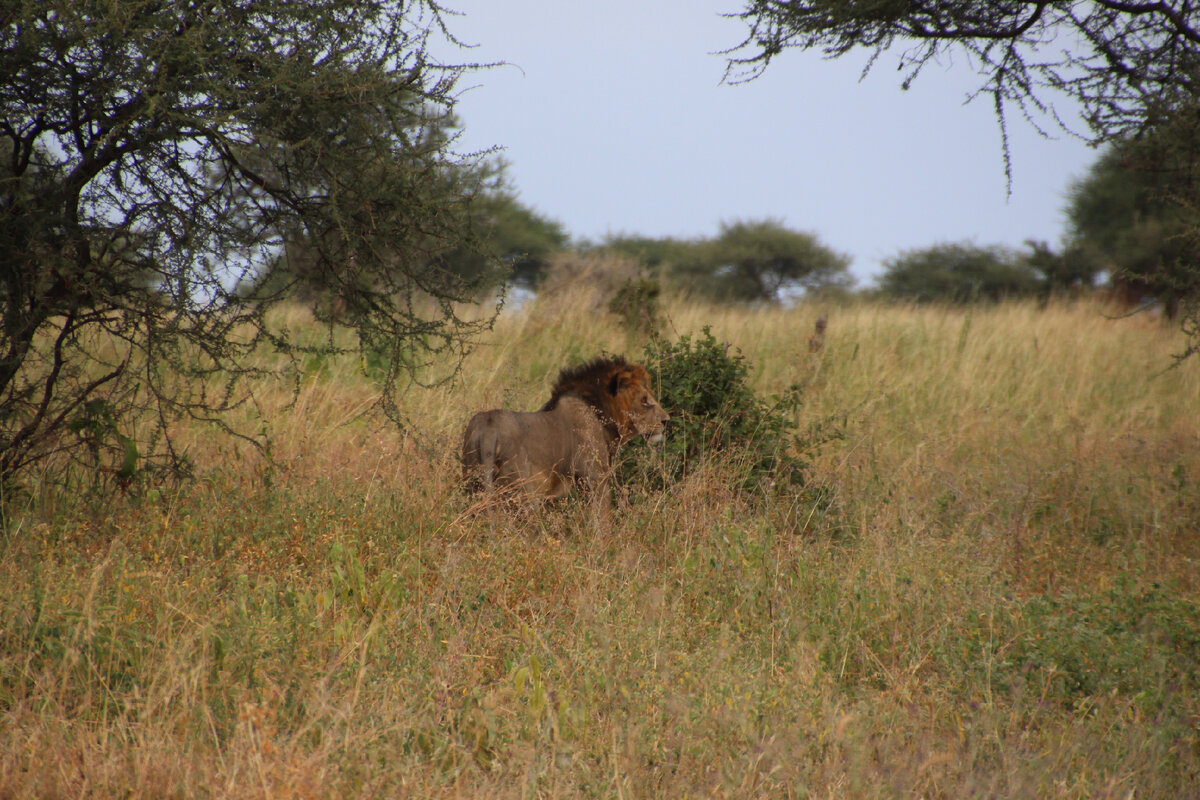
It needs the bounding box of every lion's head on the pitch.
[541,356,668,444]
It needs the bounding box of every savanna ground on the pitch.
[1,294,1198,799]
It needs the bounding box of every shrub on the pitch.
[621,327,818,491]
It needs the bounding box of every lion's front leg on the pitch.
[571,442,614,532]
[588,474,614,533]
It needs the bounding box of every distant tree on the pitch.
[258,155,566,295]
[672,219,853,303]
[878,242,1042,303]
[452,183,569,290]
[1126,105,1200,355]
[0,0,498,489]
[1065,123,1200,322]
[592,234,696,274]
[1022,240,1099,299]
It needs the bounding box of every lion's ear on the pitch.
[608,369,635,396]
[608,372,623,396]
[609,367,638,395]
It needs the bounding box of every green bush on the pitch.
[621,327,817,491]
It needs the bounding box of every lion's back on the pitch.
[460,400,605,495]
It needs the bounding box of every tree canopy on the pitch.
[670,219,853,303]
[725,1,1200,153]
[877,242,1045,303]
[251,154,567,296]
[593,234,696,275]
[1,0,497,487]
[449,178,569,290]
[1064,112,1200,321]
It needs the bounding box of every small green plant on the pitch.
[622,327,820,491]
[1011,580,1200,707]
[66,398,141,487]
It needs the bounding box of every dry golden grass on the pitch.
[1,295,1198,798]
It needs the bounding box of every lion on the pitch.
[461,356,668,506]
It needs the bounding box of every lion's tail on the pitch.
[477,428,497,491]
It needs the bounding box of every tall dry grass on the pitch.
[1,292,1197,798]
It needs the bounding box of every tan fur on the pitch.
[461,356,668,504]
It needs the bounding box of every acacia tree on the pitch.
[1066,136,1197,317]
[877,242,1043,303]
[442,174,570,290]
[1062,106,1200,344]
[1,0,500,489]
[725,1,1200,146]
[672,219,853,303]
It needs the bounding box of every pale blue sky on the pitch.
[436,1,1099,285]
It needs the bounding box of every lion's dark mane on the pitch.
[539,355,631,415]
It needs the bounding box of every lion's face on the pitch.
[610,366,669,444]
